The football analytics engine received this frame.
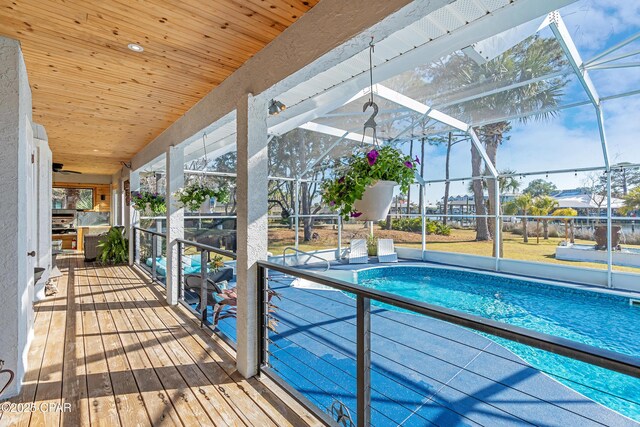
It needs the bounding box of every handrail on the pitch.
[281,247,331,271]
[257,259,640,378]
[133,226,165,238]
[176,238,237,259]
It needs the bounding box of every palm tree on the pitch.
[532,195,559,242]
[552,208,578,243]
[466,169,519,256]
[429,36,568,241]
[505,193,533,243]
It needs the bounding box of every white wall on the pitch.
[34,124,52,284]
[0,36,34,398]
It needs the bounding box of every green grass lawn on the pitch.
[268,227,640,274]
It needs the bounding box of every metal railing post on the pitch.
[177,241,183,300]
[257,265,268,371]
[200,249,209,327]
[151,236,157,281]
[356,295,371,427]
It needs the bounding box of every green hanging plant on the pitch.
[131,191,166,215]
[321,145,418,221]
[173,182,230,211]
[98,228,129,265]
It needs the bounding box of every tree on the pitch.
[504,193,533,243]
[429,36,568,241]
[553,208,577,243]
[523,179,557,197]
[531,195,558,243]
[607,164,640,197]
[269,128,338,242]
[582,172,607,223]
[620,187,640,215]
[429,132,467,225]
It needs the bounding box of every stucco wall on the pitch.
[0,36,33,398]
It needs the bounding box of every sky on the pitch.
[407,0,640,205]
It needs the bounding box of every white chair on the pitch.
[377,239,398,263]
[348,239,369,264]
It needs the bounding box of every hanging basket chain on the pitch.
[362,37,380,147]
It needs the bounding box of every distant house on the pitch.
[551,188,624,215]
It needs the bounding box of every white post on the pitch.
[336,216,342,260]
[166,146,184,305]
[236,93,269,378]
[421,184,427,261]
[494,179,501,271]
[127,170,140,266]
[294,178,300,249]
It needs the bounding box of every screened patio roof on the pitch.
[144,0,640,181]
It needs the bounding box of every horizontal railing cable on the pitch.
[267,308,545,426]
[259,260,640,379]
[271,280,640,410]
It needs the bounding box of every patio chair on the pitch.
[184,268,234,326]
[348,239,368,264]
[377,239,398,263]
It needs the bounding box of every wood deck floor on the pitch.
[0,254,319,427]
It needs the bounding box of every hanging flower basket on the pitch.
[131,191,166,216]
[174,182,230,211]
[352,180,397,221]
[321,145,419,221]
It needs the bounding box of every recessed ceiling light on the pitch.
[127,43,144,52]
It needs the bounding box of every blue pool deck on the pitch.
[195,259,638,426]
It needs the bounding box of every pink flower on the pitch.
[350,211,363,218]
[404,161,413,168]
[414,156,420,165]
[338,176,345,184]
[330,201,336,206]
[366,149,379,166]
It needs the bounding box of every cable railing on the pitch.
[256,260,640,427]
[133,226,166,283]
[176,238,238,345]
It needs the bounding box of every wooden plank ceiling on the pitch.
[0,0,319,175]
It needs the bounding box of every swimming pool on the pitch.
[356,266,640,421]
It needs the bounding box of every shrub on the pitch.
[367,237,377,256]
[379,217,450,235]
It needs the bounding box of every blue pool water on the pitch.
[356,266,640,421]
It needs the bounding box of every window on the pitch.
[52,187,94,210]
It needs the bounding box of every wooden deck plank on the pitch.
[77,257,122,427]
[120,264,320,427]
[86,261,152,427]
[105,265,250,427]
[61,256,91,427]
[1,255,317,427]
[98,265,215,427]
[97,267,183,427]
[28,255,70,427]
[1,256,62,427]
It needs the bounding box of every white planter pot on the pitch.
[199,196,216,213]
[353,180,397,221]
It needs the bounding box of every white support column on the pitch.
[0,36,33,399]
[236,93,269,378]
[127,170,140,266]
[294,179,300,249]
[494,180,501,271]
[421,184,427,261]
[166,145,184,305]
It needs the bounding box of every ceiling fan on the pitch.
[52,162,82,175]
